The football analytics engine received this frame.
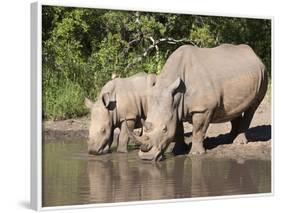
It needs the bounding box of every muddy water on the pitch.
[42,140,271,207]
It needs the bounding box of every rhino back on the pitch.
[112,73,150,122]
[158,44,267,122]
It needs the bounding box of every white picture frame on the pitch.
[31,1,274,211]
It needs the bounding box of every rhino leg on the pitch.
[233,107,258,145]
[112,128,120,147]
[230,115,243,138]
[117,120,135,153]
[233,73,267,144]
[190,111,212,155]
[172,122,189,155]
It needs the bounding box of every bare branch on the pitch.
[124,36,198,72]
[142,36,198,56]
[143,45,155,57]
[148,36,155,45]
[128,38,141,46]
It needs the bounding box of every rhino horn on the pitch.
[124,119,149,146]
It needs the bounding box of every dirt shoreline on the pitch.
[43,97,272,160]
[43,116,89,140]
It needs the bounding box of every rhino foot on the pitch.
[233,133,248,145]
[190,150,206,155]
[117,146,128,153]
[117,149,128,153]
[190,144,206,155]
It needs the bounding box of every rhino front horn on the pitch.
[124,119,148,146]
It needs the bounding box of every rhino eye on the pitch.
[100,127,105,133]
[162,125,167,133]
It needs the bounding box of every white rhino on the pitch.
[85,72,156,154]
[127,44,268,161]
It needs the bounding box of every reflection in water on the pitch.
[43,140,271,207]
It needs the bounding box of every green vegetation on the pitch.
[42,6,271,120]
[43,80,86,119]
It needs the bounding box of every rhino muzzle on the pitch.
[88,143,109,155]
[138,146,163,161]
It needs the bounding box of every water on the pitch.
[42,140,271,207]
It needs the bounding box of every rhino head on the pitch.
[85,92,116,155]
[126,77,185,161]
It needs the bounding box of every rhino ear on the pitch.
[102,92,116,110]
[85,97,94,109]
[111,73,119,79]
[102,92,111,108]
[168,77,182,95]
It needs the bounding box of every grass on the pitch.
[43,80,87,120]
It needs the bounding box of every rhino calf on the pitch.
[85,72,156,155]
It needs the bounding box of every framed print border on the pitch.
[31,2,42,210]
[31,0,274,211]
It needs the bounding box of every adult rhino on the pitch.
[127,44,268,161]
[85,72,156,154]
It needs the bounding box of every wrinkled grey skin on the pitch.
[128,44,268,161]
[85,72,156,155]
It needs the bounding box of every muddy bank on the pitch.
[43,98,271,160]
[43,116,89,140]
